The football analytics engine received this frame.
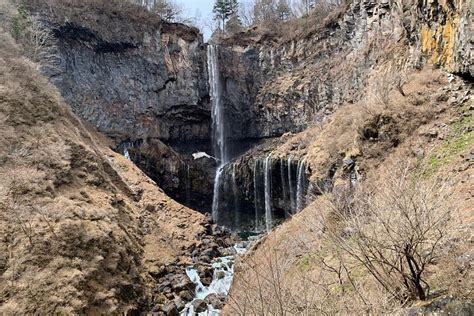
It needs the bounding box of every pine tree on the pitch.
[276,0,292,21]
[226,14,242,34]
[213,0,240,33]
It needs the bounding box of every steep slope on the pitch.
[16,0,214,212]
[0,32,219,314]
[224,67,473,315]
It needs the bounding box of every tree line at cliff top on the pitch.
[133,0,345,36]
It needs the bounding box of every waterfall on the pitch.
[208,45,226,164]
[280,158,288,216]
[124,148,131,160]
[208,44,227,224]
[231,164,240,228]
[296,159,306,211]
[264,155,273,232]
[253,160,260,231]
[288,156,296,213]
[212,166,224,223]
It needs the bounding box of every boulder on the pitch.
[162,302,178,316]
[204,293,226,310]
[192,299,208,313]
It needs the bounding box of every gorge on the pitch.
[0,0,473,315]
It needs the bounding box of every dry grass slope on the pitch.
[225,67,473,314]
[0,33,207,314]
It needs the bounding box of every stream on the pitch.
[180,240,252,315]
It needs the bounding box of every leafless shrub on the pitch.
[227,243,326,315]
[369,66,408,108]
[9,5,60,71]
[320,168,454,302]
[22,15,59,69]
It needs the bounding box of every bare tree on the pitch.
[321,169,453,301]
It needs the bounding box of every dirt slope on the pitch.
[0,32,208,314]
[224,67,473,314]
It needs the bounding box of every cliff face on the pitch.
[0,32,229,314]
[419,0,473,76]
[29,0,210,144]
[217,0,472,140]
[209,0,473,232]
[23,0,215,210]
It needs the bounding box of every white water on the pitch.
[231,164,240,228]
[181,243,250,316]
[288,156,296,213]
[208,44,227,224]
[253,160,260,231]
[280,158,288,216]
[211,166,224,223]
[121,142,132,161]
[264,155,273,232]
[208,45,226,164]
[296,159,306,211]
[124,148,131,160]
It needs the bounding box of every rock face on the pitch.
[25,0,215,211]
[0,31,218,315]
[126,139,215,212]
[205,0,472,231]
[216,0,473,140]
[29,0,210,144]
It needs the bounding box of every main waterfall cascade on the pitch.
[208,44,309,233]
[208,44,228,224]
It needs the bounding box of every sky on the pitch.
[176,0,215,40]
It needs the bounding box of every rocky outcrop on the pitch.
[418,0,473,77]
[27,0,210,144]
[23,0,216,212]
[216,0,472,140]
[126,139,215,212]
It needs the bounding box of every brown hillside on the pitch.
[0,32,208,314]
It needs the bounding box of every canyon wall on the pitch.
[25,0,214,210]
[210,0,472,230]
[217,0,472,140]
[29,0,210,144]
[25,0,472,223]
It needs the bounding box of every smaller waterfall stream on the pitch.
[212,166,224,223]
[231,164,240,228]
[288,156,296,213]
[296,159,306,211]
[264,155,273,232]
[253,160,260,231]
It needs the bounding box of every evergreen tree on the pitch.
[276,0,292,21]
[213,0,240,33]
[226,14,243,34]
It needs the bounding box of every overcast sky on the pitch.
[176,0,215,40]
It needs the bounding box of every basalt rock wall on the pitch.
[27,0,211,144]
[217,0,472,140]
[24,0,214,210]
